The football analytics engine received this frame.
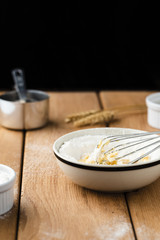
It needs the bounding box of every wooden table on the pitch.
[0,91,160,240]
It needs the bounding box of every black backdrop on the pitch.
[1,2,160,90]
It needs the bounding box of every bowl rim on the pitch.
[53,127,160,172]
[0,89,49,103]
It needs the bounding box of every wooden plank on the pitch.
[0,127,23,240]
[100,91,160,240]
[100,91,154,131]
[18,92,135,240]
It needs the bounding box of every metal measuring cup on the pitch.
[0,69,49,130]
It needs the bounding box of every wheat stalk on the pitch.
[65,109,100,123]
[65,104,147,127]
[73,111,115,127]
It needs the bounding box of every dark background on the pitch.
[1,2,160,91]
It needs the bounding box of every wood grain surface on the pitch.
[17,92,135,240]
[100,91,160,240]
[2,90,159,240]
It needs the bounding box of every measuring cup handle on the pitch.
[11,68,27,101]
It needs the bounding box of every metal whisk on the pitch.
[102,131,160,164]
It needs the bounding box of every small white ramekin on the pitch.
[146,92,160,129]
[0,164,16,215]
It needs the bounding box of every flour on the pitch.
[40,229,65,240]
[94,222,130,240]
[59,135,105,162]
[136,224,160,240]
[40,223,66,240]
[84,216,132,240]
[26,142,52,154]
[40,218,131,240]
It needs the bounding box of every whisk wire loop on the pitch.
[102,131,160,164]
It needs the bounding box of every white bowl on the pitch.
[146,92,160,129]
[53,127,160,192]
[0,164,16,215]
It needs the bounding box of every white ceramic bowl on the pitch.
[53,127,160,192]
[0,164,16,215]
[146,92,160,129]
